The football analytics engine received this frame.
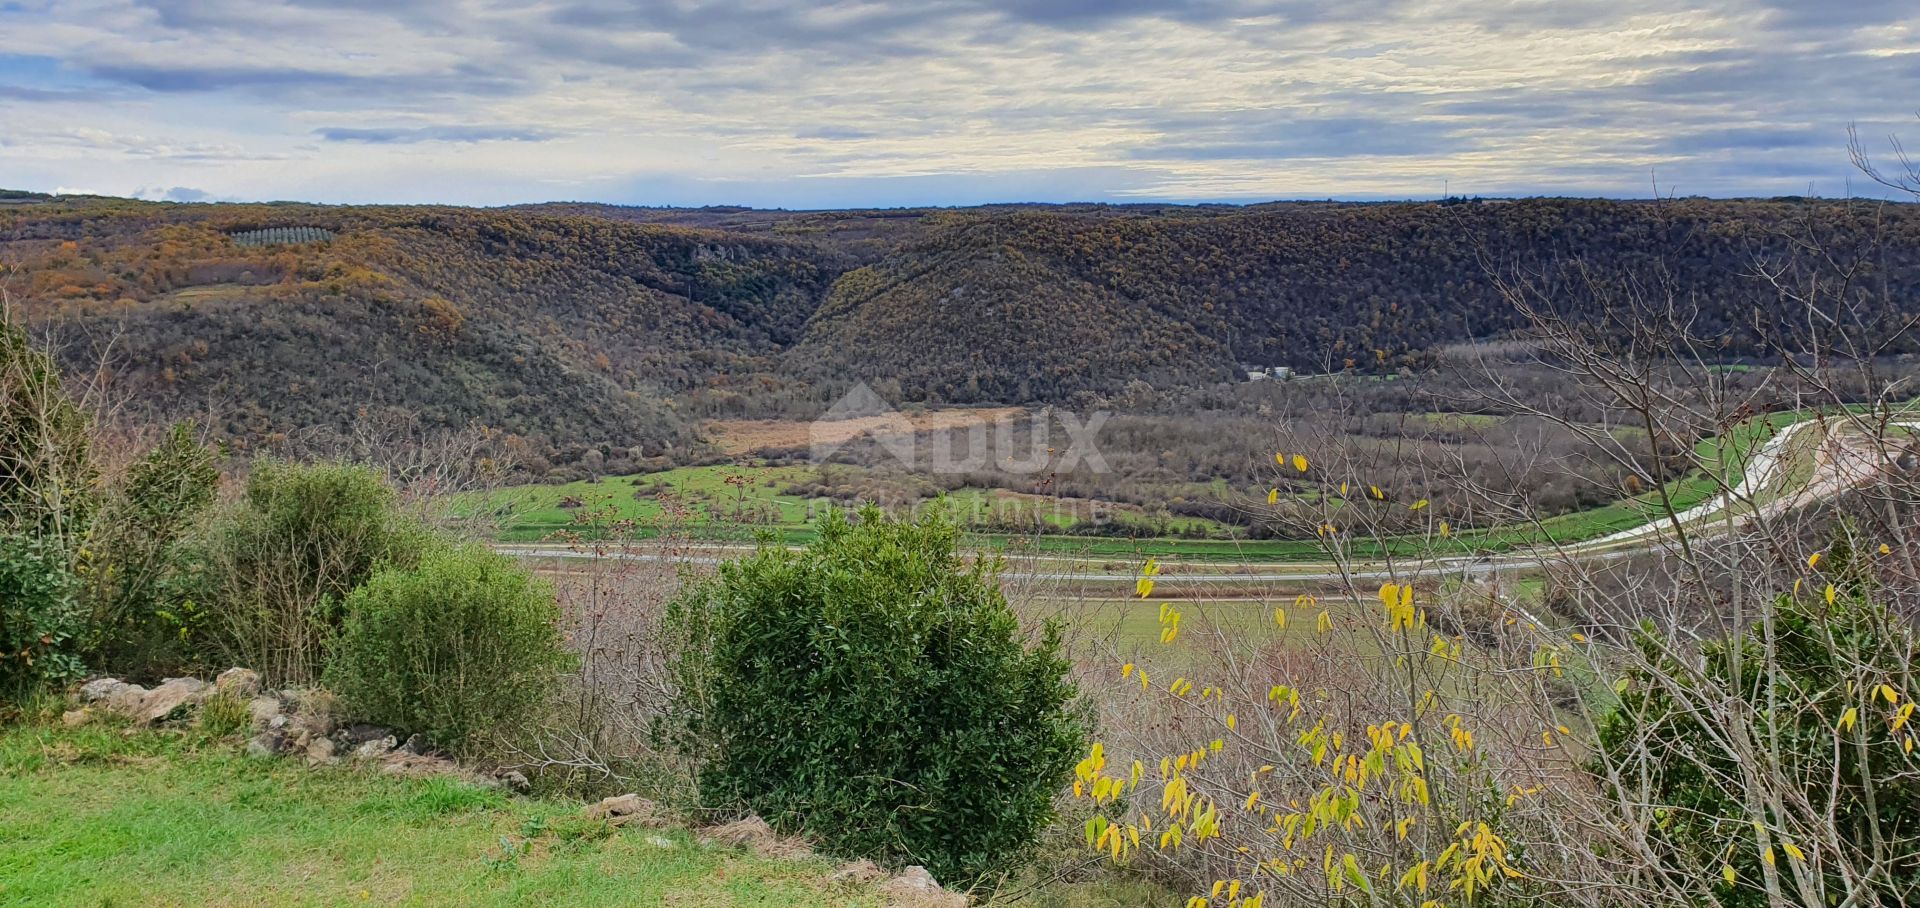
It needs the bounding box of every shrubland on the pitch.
[9,156,1920,906]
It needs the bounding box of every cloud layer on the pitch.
[1,0,1916,205]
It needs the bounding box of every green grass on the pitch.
[461,464,1232,543]
[467,406,1900,564]
[0,718,1168,908]
[0,720,878,907]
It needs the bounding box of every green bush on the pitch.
[664,506,1088,889]
[83,423,220,679]
[0,532,84,700]
[325,545,574,759]
[1597,567,1920,907]
[192,460,428,685]
[1,312,95,700]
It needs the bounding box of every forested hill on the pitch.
[2,199,848,469]
[4,195,1916,468]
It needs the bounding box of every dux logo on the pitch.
[810,382,1110,474]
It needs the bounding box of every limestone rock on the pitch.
[876,866,968,908]
[78,677,129,703]
[305,735,338,766]
[351,735,398,761]
[247,696,282,731]
[105,683,152,716]
[214,668,261,699]
[60,709,92,728]
[137,678,211,725]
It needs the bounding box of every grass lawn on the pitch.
[0,717,1170,908]
[0,719,880,907]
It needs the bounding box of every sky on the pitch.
[1,0,1917,208]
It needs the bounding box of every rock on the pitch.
[701,816,812,860]
[876,866,967,908]
[497,770,531,793]
[214,668,261,699]
[248,696,282,731]
[246,730,285,759]
[305,735,338,766]
[105,683,151,716]
[584,793,670,828]
[351,735,397,761]
[136,678,211,725]
[398,733,429,756]
[828,859,885,885]
[79,677,129,703]
[60,709,92,728]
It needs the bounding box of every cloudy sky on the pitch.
[2,0,1917,207]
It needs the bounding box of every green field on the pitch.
[464,408,1884,564]
[457,464,1232,544]
[0,720,877,907]
[0,716,1165,907]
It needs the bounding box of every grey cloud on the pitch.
[1130,112,1468,160]
[87,61,527,99]
[315,125,560,143]
[1652,126,1840,156]
[1755,0,1917,30]
[795,126,877,140]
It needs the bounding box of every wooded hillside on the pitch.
[5,194,1915,469]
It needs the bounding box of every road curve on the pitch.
[499,416,1915,590]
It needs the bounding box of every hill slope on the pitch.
[7,195,1918,471]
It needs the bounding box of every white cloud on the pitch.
[0,0,1914,203]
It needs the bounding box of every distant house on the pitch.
[1243,365,1294,382]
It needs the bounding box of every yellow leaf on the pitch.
[1881,543,1893,555]
[1273,607,1287,629]
[1722,864,1737,884]
[1409,498,1428,511]
[1809,552,1824,568]
[1782,842,1805,862]
[1267,488,1279,505]
[1438,520,1450,538]
[1839,706,1859,733]
[1826,584,1837,605]
[1292,454,1309,473]
[1274,453,1285,466]
[1878,684,1899,705]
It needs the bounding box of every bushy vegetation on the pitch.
[326,545,575,758]
[82,422,220,679]
[0,309,94,698]
[191,460,431,685]
[664,507,1088,888]
[1599,566,1920,907]
[0,532,84,699]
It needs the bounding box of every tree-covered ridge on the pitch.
[6,195,1919,470]
[797,198,1920,402]
[3,199,848,470]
